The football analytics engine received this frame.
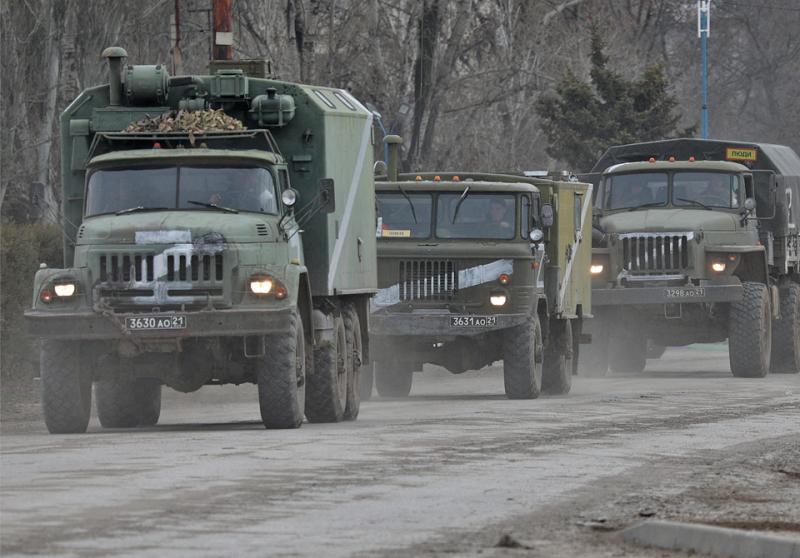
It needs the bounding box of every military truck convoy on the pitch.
[366,138,592,399]
[26,48,377,433]
[582,139,800,377]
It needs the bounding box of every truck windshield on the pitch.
[436,193,516,239]
[376,193,432,238]
[85,165,278,217]
[673,172,740,209]
[605,173,668,210]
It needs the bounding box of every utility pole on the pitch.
[698,0,710,139]
[171,0,184,75]
[212,0,233,60]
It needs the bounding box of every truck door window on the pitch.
[673,172,740,209]
[606,173,668,210]
[521,195,530,239]
[376,192,432,238]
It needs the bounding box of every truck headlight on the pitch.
[249,276,274,294]
[490,294,507,306]
[53,283,77,297]
[590,264,604,275]
[710,261,726,273]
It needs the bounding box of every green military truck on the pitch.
[582,139,800,377]
[365,139,592,399]
[25,48,377,433]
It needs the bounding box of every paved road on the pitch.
[1,346,798,557]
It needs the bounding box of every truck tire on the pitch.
[342,304,363,420]
[578,315,609,377]
[609,330,646,374]
[359,363,374,401]
[258,309,307,428]
[729,281,772,378]
[502,315,543,399]
[96,377,161,428]
[770,283,800,374]
[542,319,573,395]
[375,362,413,397]
[41,340,92,434]
[306,313,349,423]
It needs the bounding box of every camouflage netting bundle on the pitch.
[122,109,246,134]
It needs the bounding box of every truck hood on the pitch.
[77,211,279,245]
[600,209,739,234]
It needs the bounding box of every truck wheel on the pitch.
[41,340,92,434]
[96,376,162,428]
[306,313,349,423]
[375,362,413,397]
[729,282,772,378]
[578,316,609,377]
[342,304,364,420]
[258,309,307,428]
[770,283,800,374]
[359,363,374,401]
[542,319,573,395]
[609,330,646,374]
[502,315,543,399]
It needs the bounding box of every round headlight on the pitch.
[281,189,298,208]
[711,261,726,272]
[250,277,274,294]
[490,294,507,307]
[590,264,604,275]
[529,228,544,242]
[54,283,76,297]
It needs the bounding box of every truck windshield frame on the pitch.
[85,163,279,218]
[603,171,742,212]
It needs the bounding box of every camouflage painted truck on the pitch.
[581,138,800,377]
[25,47,377,433]
[365,138,592,399]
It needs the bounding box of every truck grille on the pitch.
[399,260,458,301]
[621,232,692,274]
[98,253,224,282]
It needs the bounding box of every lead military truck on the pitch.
[582,139,800,377]
[365,139,592,399]
[26,48,377,433]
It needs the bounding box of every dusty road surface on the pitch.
[1,345,798,557]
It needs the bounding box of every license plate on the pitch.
[450,315,497,328]
[125,315,187,331]
[664,287,706,299]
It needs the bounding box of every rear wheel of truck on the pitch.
[41,340,92,434]
[96,376,161,428]
[306,313,349,423]
[258,309,307,428]
[609,329,646,374]
[770,283,800,374]
[375,362,413,397]
[542,319,573,395]
[342,304,364,420]
[502,315,543,399]
[729,281,772,378]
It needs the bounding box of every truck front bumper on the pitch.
[593,283,743,306]
[370,311,528,337]
[25,307,294,340]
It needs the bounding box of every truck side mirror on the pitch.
[319,178,335,214]
[541,203,554,228]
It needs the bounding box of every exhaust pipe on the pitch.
[102,46,128,106]
[385,135,403,182]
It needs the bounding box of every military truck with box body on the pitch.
[25,48,377,433]
[582,139,800,377]
[366,139,592,399]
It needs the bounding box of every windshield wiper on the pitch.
[187,200,239,214]
[397,185,418,224]
[451,185,471,223]
[676,197,712,210]
[115,206,169,215]
[625,201,664,212]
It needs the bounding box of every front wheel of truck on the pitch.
[542,319,574,395]
[41,340,92,434]
[502,315,543,399]
[306,313,349,423]
[258,309,308,428]
[770,282,800,374]
[729,282,772,378]
[375,362,413,397]
[96,377,161,428]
